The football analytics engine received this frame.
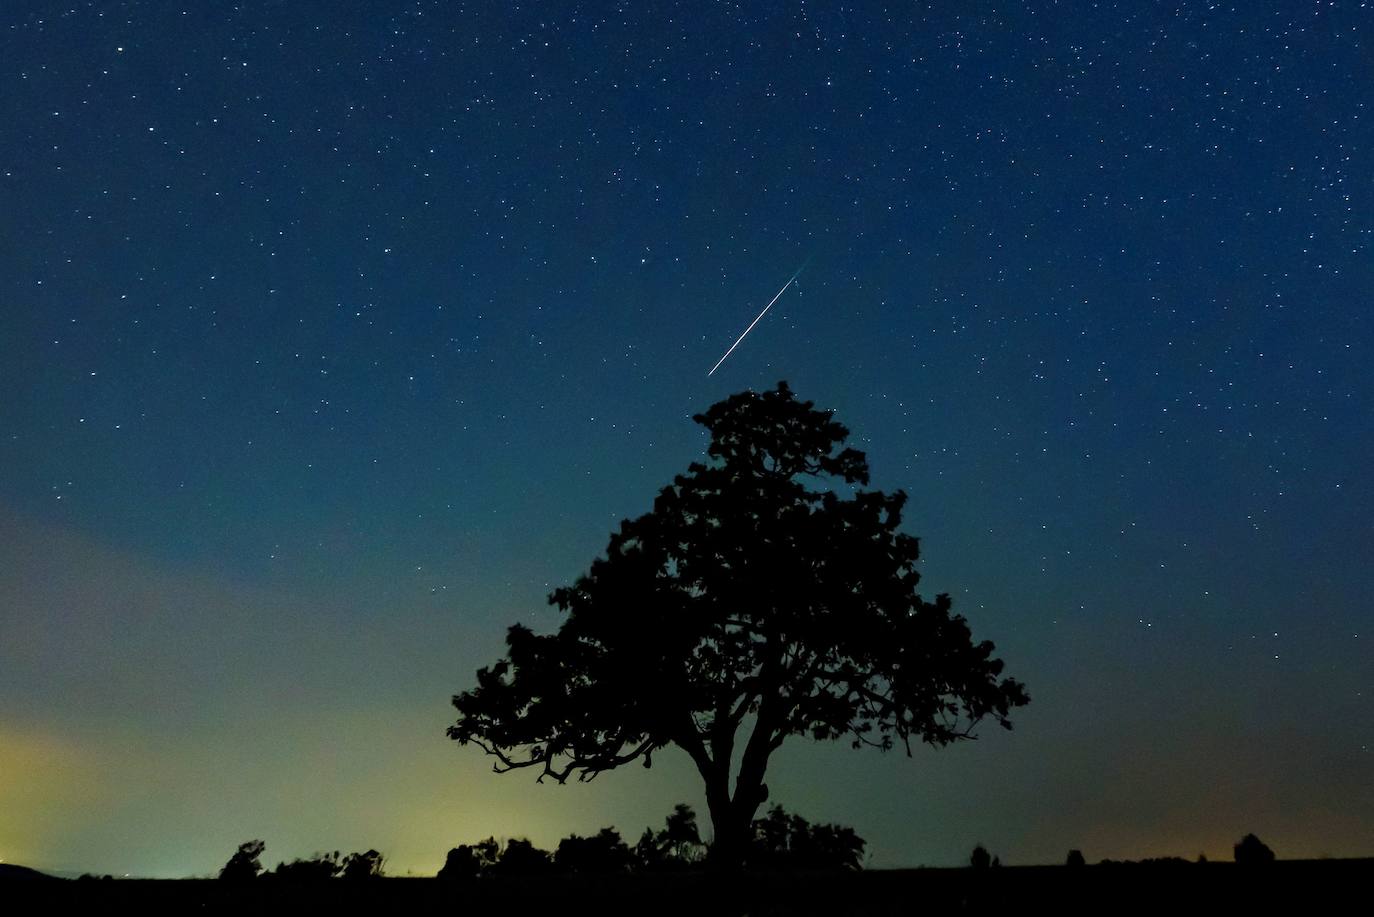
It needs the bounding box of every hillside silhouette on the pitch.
[0,863,59,881]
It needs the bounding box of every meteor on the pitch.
[707,261,809,376]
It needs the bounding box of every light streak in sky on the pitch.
[707,262,809,376]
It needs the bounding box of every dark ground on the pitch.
[3,860,1369,915]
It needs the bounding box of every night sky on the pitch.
[2,1,1371,878]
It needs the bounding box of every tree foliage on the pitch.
[449,382,1029,865]
[970,844,992,870]
[635,803,707,870]
[1234,833,1275,865]
[218,839,266,880]
[438,836,557,879]
[748,805,865,871]
[437,838,500,880]
[263,848,384,880]
[271,851,343,880]
[340,849,386,879]
[555,828,636,874]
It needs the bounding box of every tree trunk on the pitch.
[706,809,750,870]
[705,773,768,871]
[703,776,742,870]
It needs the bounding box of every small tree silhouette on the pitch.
[438,838,499,880]
[437,846,480,881]
[749,805,866,871]
[1233,834,1275,865]
[636,803,706,870]
[970,844,991,870]
[340,849,385,879]
[555,828,635,874]
[218,840,266,880]
[271,851,342,880]
[1065,849,1085,867]
[490,838,553,876]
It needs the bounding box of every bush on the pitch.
[219,840,266,880]
[340,849,385,879]
[749,805,866,871]
[271,852,342,880]
[555,828,635,874]
[1234,834,1275,865]
[970,844,991,870]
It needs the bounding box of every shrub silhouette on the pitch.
[271,851,342,880]
[1234,834,1275,865]
[1065,849,1085,867]
[437,846,481,881]
[262,849,385,880]
[218,839,266,880]
[970,844,991,870]
[748,805,866,871]
[449,382,1028,868]
[340,849,385,879]
[555,828,636,874]
[636,803,706,870]
[489,838,553,876]
[438,838,499,880]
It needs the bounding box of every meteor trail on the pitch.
[707,261,809,376]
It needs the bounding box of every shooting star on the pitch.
[707,261,810,376]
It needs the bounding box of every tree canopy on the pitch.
[749,805,866,871]
[449,382,1029,866]
[218,840,265,880]
[1233,834,1275,865]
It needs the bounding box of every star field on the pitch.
[1,1,1370,876]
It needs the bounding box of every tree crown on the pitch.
[449,382,1028,846]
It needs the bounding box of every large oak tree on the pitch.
[448,382,1028,867]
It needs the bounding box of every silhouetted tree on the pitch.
[749,805,865,871]
[555,827,635,874]
[271,851,342,880]
[437,846,479,881]
[636,803,707,870]
[219,839,266,880]
[490,838,553,876]
[340,849,385,879]
[970,845,991,870]
[1233,834,1275,865]
[438,838,499,880]
[449,383,1029,868]
[1065,849,1085,868]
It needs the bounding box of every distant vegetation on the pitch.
[210,823,1293,881]
[10,830,1356,917]
[216,842,385,881]
[219,803,863,880]
[1234,833,1276,865]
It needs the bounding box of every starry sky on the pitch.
[2,1,1371,877]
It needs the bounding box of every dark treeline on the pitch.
[12,826,1355,917]
[217,804,1285,883]
[218,803,865,880]
[219,842,384,880]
